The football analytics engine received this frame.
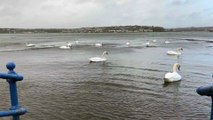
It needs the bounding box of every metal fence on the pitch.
[0,62,27,120]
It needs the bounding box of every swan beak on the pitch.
[178,65,181,71]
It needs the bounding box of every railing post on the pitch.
[0,62,27,120]
[196,85,213,120]
[7,62,21,120]
[211,97,213,120]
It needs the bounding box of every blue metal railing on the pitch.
[0,62,27,120]
[197,85,213,120]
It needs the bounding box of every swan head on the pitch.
[177,64,181,71]
[178,47,183,51]
[103,51,108,55]
[173,63,181,71]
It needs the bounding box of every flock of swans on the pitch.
[89,40,183,83]
[26,39,183,83]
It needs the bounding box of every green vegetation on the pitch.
[1,25,212,34]
[0,25,165,33]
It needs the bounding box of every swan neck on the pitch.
[102,54,106,58]
[173,64,178,72]
[177,49,182,53]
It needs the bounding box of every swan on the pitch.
[75,41,79,45]
[165,41,170,44]
[67,42,72,47]
[95,43,102,47]
[145,41,150,47]
[145,41,156,47]
[26,43,35,47]
[152,40,157,43]
[167,48,183,55]
[126,42,130,46]
[89,51,108,63]
[59,42,72,49]
[164,63,181,83]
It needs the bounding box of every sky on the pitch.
[0,0,212,28]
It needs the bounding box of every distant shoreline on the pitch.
[0,25,213,33]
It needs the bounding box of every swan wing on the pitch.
[167,51,181,55]
[26,44,35,47]
[167,51,175,54]
[95,43,102,47]
[89,57,106,62]
[59,46,70,49]
[164,72,181,82]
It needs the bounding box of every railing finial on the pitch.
[6,62,16,71]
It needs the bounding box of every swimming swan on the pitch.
[165,41,170,44]
[59,42,72,49]
[74,40,79,46]
[95,43,102,47]
[26,43,35,47]
[145,41,156,47]
[126,42,130,46]
[145,41,150,47]
[167,48,183,55]
[164,63,181,83]
[89,51,108,63]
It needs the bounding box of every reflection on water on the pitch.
[163,81,181,92]
[0,32,212,120]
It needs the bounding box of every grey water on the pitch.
[0,32,213,120]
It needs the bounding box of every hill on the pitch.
[0,25,165,33]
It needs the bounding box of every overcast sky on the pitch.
[0,0,212,28]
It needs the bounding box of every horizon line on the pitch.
[0,25,213,29]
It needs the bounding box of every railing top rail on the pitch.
[0,62,23,81]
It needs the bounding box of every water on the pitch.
[0,32,213,120]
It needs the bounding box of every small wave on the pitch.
[182,38,213,42]
[0,48,27,52]
[0,45,57,52]
[0,42,22,47]
[108,65,166,72]
[206,45,213,48]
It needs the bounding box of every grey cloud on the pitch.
[0,0,212,28]
[170,0,197,6]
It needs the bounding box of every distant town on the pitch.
[0,25,213,33]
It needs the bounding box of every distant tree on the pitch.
[153,27,165,32]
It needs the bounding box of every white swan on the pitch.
[167,48,183,55]
[145,41,156,47]
[59,42,72,49]
[152,40,157,43]
[75,41,79,45]
[89,51,108,63]
[164,63,181,83]
[126,42,130,46]
[95,43,102,47]
[145,41,150,47]
[165,41,170,44]
[26,43,35,47]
